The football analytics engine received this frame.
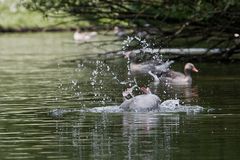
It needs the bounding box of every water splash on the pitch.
[55,36,198,111]
[159,99,203,113]
[89,60,112,104]
[121,36,176,99]
[87,99,204,114]
[50,99,204,116]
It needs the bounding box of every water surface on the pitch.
[0,32,239,160]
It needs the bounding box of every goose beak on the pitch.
[192,67,199,72]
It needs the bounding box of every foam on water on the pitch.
[87,105,124,113]
[87,99,204,114]
[159,99,204,113]
[50,99,204,118]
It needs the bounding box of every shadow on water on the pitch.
[0,32,240,160]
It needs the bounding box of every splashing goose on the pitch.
[123,51,174,75]
[120,87,161,112]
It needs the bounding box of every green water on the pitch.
[0,32,239,160]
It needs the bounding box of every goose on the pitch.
[123,51,174,75]
[114,26,126,37]
[73,29,97,41]
[159,63,198,85]
[120,87,161,112]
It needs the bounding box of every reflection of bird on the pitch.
[123,51,174,75]
[120,87,161,112]
[159,63,198,85]
[73,29,97,41]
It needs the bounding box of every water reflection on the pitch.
[123,113,180,160]
[55,112,180,159]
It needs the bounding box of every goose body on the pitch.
[124,51,173,75]
[120,87,161,112]
[120,94,161,112]
[73,30,97,41]
[160,63,198,85]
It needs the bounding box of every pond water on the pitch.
[0,32,239,160]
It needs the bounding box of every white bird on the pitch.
[73,29,97,41]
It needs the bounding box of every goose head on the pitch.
[184,63,198,75]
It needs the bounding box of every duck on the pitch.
[73,29,97,41]
[123,51,174,75]
[158,63,198,85]
[120,87,161,112]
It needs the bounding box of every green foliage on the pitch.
[6,0,240,55]
[22,1,240,50]
[0,0,90,31]
[22,0,240,27]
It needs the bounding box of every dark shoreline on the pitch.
[0,28,74,33]
[0,26,114,33]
